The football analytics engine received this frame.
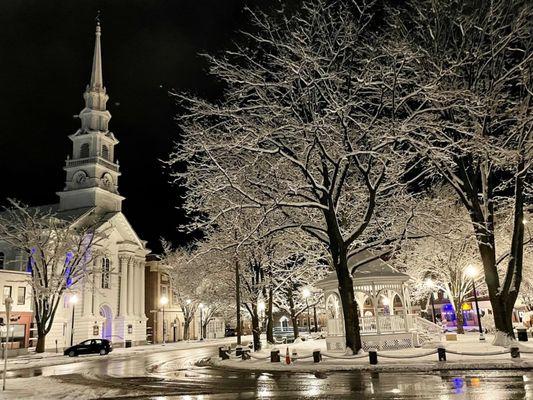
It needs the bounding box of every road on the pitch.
[7,344,533,399]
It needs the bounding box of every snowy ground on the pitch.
[1,376,142,400]
[4,337,241,372]
[213,333,533,373]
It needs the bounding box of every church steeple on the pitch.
[90,20,103,91]
[58,18,124,213]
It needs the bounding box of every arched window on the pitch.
[0,252,4,269]
[101,257,110,289]
[101,145,109,160]
[80,143,90,158]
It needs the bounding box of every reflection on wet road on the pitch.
[8,345,533,399]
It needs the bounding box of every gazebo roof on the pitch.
[316,251,409,289]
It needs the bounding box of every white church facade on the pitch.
[0,21,149,350]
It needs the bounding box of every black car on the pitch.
[64,339,113,357]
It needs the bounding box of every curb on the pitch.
[209,358,533,374]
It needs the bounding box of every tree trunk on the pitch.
[266,285,274,344]
[36,331,46,353]
[235,259,242,345]
[251,305,261,351]
[184,321,190,340]
[454,300,465,334]
[287,286,299,339]
[335,249,362,354]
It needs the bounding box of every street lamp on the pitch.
[69,294,78,347]
[160,296,168,345]
[465,265,485,341]
[425,278,437,324]
[303,288,311,334]
[199,303,204,341]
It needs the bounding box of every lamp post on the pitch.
[199,303,204,341]
[303,289,311,334]
[465,265,485,341]
[160,296,168,345]
[2,297,12,391]
[425,279,437,324]
[69,294,78,347]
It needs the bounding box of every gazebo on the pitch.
[316,252,418,351]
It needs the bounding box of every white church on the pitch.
[0,21,149,350]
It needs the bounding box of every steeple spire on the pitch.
[90,13,103,90]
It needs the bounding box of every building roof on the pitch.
[315,250,409,288]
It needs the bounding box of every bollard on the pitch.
[219,346,229,360]
[437,347,446,362]
[235,346,243,357]
[368,349,378,365]
[313,350,322,363]
[242,349,251,360]
[270,349,280,362]
[511,346,520,359]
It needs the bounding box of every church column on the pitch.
[136,259,143,317]
[127,258,134,316]
[140,260,146,318]
[119,256,128,317]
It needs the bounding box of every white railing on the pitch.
[360,315,407,334]
[411,315,442,334]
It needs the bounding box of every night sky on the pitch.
[0,0,292,252]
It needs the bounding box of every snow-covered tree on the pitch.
[0,200,108,352]
[170,0,423,353]
[393,0,532,343]
[396,204,484,333]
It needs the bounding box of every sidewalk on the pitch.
[5,336,244,372]
[212,333,533,373]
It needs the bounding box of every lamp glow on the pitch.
[302,288,311,298]
[160,296,169,306]
[70,294,78,304]
[465,264,478,278]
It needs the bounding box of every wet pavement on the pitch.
[7,344,533,399]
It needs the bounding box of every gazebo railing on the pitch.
[328,315,408,336]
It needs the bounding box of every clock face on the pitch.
[101,173,113,188]
[73,171,87,185]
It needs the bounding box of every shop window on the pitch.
[2,286,12,303]
[17,287,26,305]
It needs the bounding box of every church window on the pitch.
[101,145,109,160]
[80,143,90,158]
[0,252,4,269]
[101,257,110,289]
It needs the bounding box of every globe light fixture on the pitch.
[425,278,436,323]
[465,264,478,278]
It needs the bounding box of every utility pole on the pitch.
[3,297,13,391]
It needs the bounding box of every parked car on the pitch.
[225,328,236,337]
[64,339,112,357]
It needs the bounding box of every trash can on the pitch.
[517,328,528,342]
[125,340,132,348]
